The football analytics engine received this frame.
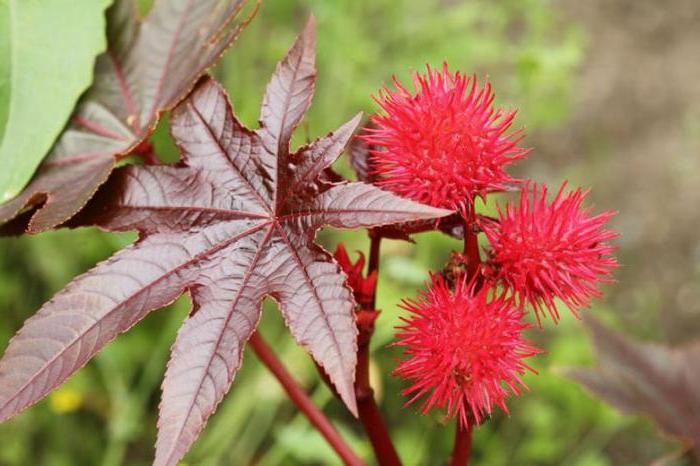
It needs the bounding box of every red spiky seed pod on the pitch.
[482,183,618,323]
[362,64,529,213]
[394,274,539,426]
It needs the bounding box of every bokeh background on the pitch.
[1,0,699,464]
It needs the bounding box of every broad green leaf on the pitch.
[0,0,256,234]
[0,0,112,202]
[0,3,10,136]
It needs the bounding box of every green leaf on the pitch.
[0,3,10,136]
[0,0,112,202]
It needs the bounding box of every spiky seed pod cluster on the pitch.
[362,63,618,425]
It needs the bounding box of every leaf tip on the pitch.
[337,112,363,140]
[350,112,364,127]
[339,384,359,418]
[298,14,317,55]
[304,14,316,35]
[416,204,454,221]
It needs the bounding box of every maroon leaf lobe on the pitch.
[566,317,700,459]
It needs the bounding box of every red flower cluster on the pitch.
[334,244,377,309]
[364,62,618,426]
[394,275,539,426]
[482,183,618,323]
[362,64,528,212]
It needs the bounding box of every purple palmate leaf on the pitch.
[0,0,255,234]
[0,18,450,466]
[566,317,700,460]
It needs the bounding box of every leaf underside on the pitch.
[0,18,450,466]
[566,317,700,460]
[0,0,254,234]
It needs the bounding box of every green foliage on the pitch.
[215,0,583,138]
[0,4,9,138]
[0,0,112,202]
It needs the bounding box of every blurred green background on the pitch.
[2,0,700,465]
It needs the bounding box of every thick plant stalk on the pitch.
[463,214,481,279]
[449,211,482,466]
[355,232,403,466]
[249,332,365,466]
[450,421,473,466]
[367,230,383,294]
[354,337,401,466]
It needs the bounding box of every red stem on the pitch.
[463,208,481,281]
[135,140,160,165]
[356,231,403,466]
[355,340,401,466]
[450,421,473,466]
[449,207,482,465]
[368,230,382,275]
[249,332,365,466]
